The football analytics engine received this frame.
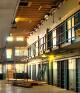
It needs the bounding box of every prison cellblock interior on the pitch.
[57,60,69,90]
[76,58,80,92]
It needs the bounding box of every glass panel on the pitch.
[16,37,24,41]
[67,19,71,30]
[0,65,2,73]
[67,19,72,42]
[7,36,13,42]
[47,31,53,49]
[15,47,27,56]
[15,64,20,73]
[40,38,43,53]
[36,42,38,56]
[72,17,75,40]
[53,30,56,48]
[6,49,12,59]
[19,64,25,73]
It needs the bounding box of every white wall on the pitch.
[69,58,76,90]
[27,0,80,46]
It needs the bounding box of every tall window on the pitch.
[0,65,2,73]
[39,37,44,53]
[36,41,38,56]
[67,18,72,42]
[74,11,80,38]
[67,17,75,42]
[15,47,27,56]
[16,37,24,41]
[31,43,36,57]
[53,30,56,48]
[47,30,53,49]
[7,36,13,42]
[6,49,12,59]
[15,64,25,73]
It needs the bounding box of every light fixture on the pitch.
[37,23,41,28]
[44,13,50,20]
[48,55,55,62]
[15,17,30,22]
[38,6,42,10]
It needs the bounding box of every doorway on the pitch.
[76,58,80,92]
[6,64,14,80]
[57,60,69,89]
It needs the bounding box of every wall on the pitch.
[27,0,80,46]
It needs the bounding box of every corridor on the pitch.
[0,81,76,93]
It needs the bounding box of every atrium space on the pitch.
[0,0,80,93]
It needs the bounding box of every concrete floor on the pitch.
[0,81,76,93]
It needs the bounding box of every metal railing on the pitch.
[28,22,80,58]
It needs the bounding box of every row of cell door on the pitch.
[30,63,48,82]
[48,58,80,92]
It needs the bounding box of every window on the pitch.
[74,12,80,38]
[0,65,2,73]
[16,37,24,41]
[31,43,36,57]
[6,49,12,59]
[53,30,56,48]
[36,41,38,56]
[15,64,25,73]
[67,17,75,42]
[47,30,53,49]
[15,47,27,56]
[39,37,44,53]
[7,36,13,42]
[67,18,72,42]
[28,47,31,57]
[56,22,67,45]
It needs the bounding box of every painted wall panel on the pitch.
[69,58,76,90]
[53,61,57,85]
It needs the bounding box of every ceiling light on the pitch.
[27,2,32,7]
[15,17,30,22]
[38,6,42,10]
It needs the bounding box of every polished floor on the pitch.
[0,81,76,93]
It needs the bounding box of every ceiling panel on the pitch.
[11,0,64,37]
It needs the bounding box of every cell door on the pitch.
[61,60,69,89]
[6,64,14,80]
[76,58,80,92]
[28,65,31,79]
[57,60,69,89]
[32,64,36,80]
[42,63,48,82]
[57,61,61,87]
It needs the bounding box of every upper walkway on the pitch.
[0,81,76,93]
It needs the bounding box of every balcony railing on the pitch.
[27,21,80,59]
